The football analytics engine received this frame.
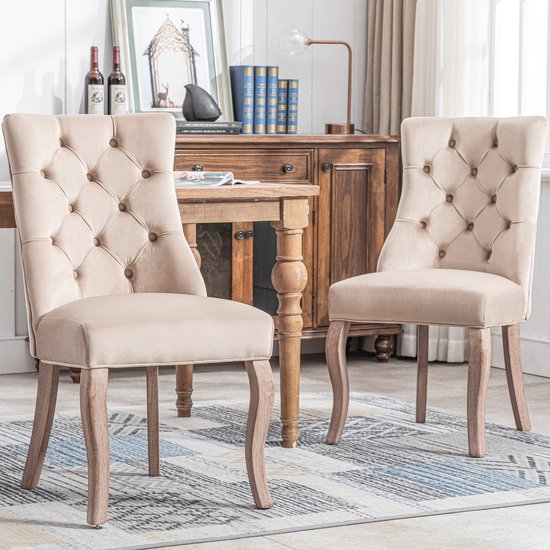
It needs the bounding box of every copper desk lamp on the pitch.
[281,28,354,135]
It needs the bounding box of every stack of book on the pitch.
[176,121,242,135]
[230,65,299,135]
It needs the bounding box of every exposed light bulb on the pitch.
[280,28,310,56]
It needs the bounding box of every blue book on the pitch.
[230,65,254,134]
[287,79,299,134]
[266,66,279,134]
[253,66,267,134]
[276,79,288,134]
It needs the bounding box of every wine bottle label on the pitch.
[87,84,104,114]
[110,84,128,114]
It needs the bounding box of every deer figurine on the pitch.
[157,83,169,108]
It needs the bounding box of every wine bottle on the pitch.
[108,46,128,115]
[85,46,104,114]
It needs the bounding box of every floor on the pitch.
[2,354,550,549]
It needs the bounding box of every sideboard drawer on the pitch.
[174,149,313,182]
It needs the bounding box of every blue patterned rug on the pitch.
[1,392,550,549]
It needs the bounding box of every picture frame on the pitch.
[110,0,233,121]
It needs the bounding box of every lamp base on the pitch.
[325,122,355,135]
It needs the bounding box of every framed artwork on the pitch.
[110,0,233,120]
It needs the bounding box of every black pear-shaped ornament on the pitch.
[182,84,222,121]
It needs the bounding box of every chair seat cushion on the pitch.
[329,269,525,328]
[36,293,274,369]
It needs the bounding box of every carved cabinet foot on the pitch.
[374,335,393,362]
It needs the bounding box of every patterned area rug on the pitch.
[2,392,550,549]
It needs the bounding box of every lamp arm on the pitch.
[307,39,353,125]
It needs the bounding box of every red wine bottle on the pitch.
[108,46,128,114]
[85,46,104,114]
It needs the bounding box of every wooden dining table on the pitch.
[0,181,319,449]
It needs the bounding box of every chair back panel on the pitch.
[378,116,547,318]
[3,113,206,355]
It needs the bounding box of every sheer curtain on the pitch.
[400,0,492,361]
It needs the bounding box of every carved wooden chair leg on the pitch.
[21,362,60,489]
[175,364,193,417]
[325,321,351,445]
[502,324,531,431]
[244,360,274,509]
[80,368,110,527]
[146,366,160,476]
[416,325,429,423]
[467,328,491,458]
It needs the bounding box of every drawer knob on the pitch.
[235,230,245,240]
[193,164,204,172]
[323,162,333,172]
[282,163,294,173]
[245,229,255,239]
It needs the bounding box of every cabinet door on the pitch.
[316,147,387,326]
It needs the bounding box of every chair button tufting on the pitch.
[59,138,64,147]
[142,170,151,178]
[471,167,478,176]
[486,249,492,260]
[419,221,427,229]
[493,138,499,148]
[438,250,446,259]
[87,173,93,181]
[491,195,497,203]
[149,232,158,241]
[50,237,55,244]
[512,164,518,173]
[40,170,46,178]
[449,139,456,148]
[118,203,126,212]
[423,165,431,174]
[467,222,474,231]
[507,221,512,229]
[110,138,118,147]
[73,270,78,279]
[94,237,100,246]
[446,194,453,203]
[124,268,133,278]
[68,204,74,213]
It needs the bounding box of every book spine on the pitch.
[276,79,288,134]
[287,79,298,134]
[266,66,279,134]
[230,65,254,134]
[253,66,267,134]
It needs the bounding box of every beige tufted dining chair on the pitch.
[2,113,275,527]
[325,116,547,458]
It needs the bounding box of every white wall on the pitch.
[0,0,368,373]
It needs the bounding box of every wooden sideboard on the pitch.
[174,134,401,359]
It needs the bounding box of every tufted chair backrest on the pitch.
[378,116,547,318]
[3,113,206,355]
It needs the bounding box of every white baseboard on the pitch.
[0,337,35,374]
[492,331,550,378]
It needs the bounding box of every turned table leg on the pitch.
[175,364,193,417]
[175,223,202,418]
[271,198,309,448]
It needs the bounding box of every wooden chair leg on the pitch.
[175,364,193,417]
[80,368,109,527]
[416,325,429,423]
[467,328,492,458]
[146,366,160,476]
[502,324,531,431]
[244,360,274,509]
[21,362,60,489]
[325,321,351,445]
